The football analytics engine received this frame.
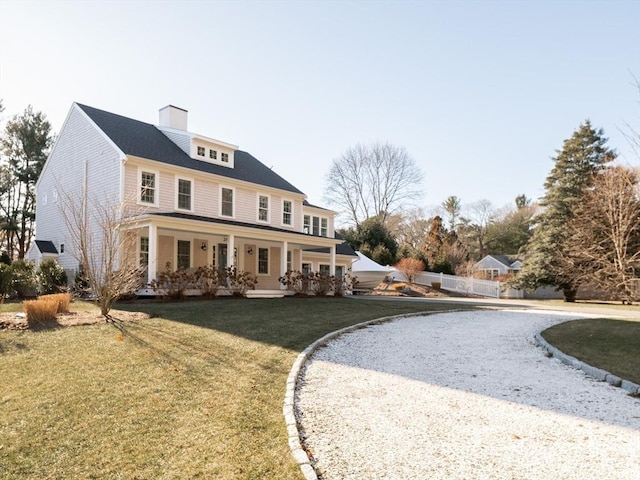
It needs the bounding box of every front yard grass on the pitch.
[541,317,640,385]
[0,297,458,480]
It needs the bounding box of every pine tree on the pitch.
[515,120,616,301]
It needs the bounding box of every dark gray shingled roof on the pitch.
[77,103,304,195]
[35,240,58,254]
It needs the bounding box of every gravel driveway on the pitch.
[296,310,640,480]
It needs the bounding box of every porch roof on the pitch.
[135,212,344,246]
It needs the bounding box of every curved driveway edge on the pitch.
[534,331,640,395]
[284,308,639,479]
[282,311,452,480]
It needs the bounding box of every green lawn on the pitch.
[2,297,636,479]
[541,317,640,385]
[0,297,457,480]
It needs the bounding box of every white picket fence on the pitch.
[391,270,523,299]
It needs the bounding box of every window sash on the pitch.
[140,237,149,266]
[258,195,269,222]
[178,179,191,210]
[283,201,292,225]
[177,240,190,269]
[221,188,233,217]
[320,218,328,237]
[303,215,311,234]
[258,247,269,274]
[141,172,155,204]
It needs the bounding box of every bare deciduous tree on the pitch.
[324,142,423,227]
[563,166,640,303]
[60,191,144,317]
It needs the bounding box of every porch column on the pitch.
[148,224,157,284]
[280,240,288,290]
[330,245,336,275]
[227,234,235,267]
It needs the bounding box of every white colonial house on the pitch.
[28,103,356,293]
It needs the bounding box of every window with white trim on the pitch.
[221,152,229,163]
[282,200,292,225]
[209,149,217,160]
[287,250,292,271]
[320,218,328,237]
[140,171,156,205]
[303,215,310,234]
[197,146,205,156]
[221,187,233,217]
[319,264,330,274]
[177,240,190,269]
[258,247,269,274]
[258,195,269,222]
[177,178,192,211]
[140,237,149,266]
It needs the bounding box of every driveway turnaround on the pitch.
[296,310,640,480]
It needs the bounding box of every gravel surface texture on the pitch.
[296,310,640,480]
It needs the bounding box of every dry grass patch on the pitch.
[0,297,458,479]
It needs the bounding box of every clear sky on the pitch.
[1,0,638,217]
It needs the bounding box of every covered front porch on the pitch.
[125,213,346,294]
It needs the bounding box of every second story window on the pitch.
[282,200,292,226]
[258,195,269,222]
[221,187,233,217]
[321,218,328,237]
[140,171,156,205]
[303,215,311,234]
[209,149,217,160]
[197,146,205,156]
[177,179,192,210]
[221,152,229,163]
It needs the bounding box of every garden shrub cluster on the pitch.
[151,263,258,299]
[0,258,68,302]
[278,270,357,296]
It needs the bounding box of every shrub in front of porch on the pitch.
[152,263,195,300]
[225,266,258,296]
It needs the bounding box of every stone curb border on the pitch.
[283,310,463,480]
[534,331,640,395]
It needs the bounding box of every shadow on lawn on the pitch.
[115,296,463,352]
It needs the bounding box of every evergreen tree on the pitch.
[515,120,616,301]
[0,106,53,259]
[340,215,398,265]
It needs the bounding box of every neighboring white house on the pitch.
[29,103,356,291]
[474,255,522,280]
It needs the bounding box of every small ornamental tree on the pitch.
[395,257,425,283]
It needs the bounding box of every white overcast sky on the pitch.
[1,0,638,215]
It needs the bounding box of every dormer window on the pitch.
[197,146,205,156]
[209,149,217,160]
[221,152,229,163]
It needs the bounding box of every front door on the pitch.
[218,244,228,271]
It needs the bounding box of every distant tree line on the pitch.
[327,117,640,303]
